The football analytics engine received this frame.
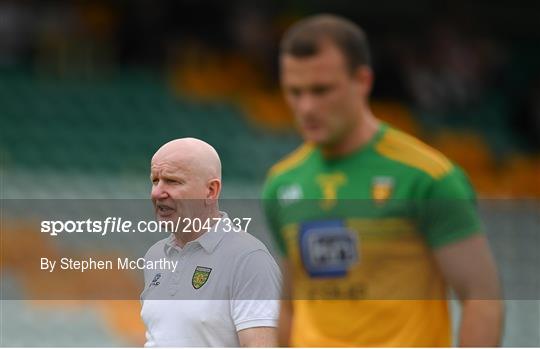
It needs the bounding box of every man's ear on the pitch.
[353,65,373,97]
[205,178,221,205]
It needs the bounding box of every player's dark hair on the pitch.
[280,14,371,74]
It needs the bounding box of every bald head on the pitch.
[150,138,222,238]
[152,138,221,182]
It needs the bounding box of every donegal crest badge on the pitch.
[372,176,394,204]
[192,266,212,289]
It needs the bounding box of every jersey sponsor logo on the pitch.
[192,266,212,289]
[277,183,303,205]
[372,176,394,203]
[299,220,358,278]
[316,173,347,210]
[150,273,161,287]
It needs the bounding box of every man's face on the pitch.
[281,42,365,146]
[150,156,208,225]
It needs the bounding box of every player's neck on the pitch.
[321,110,380,158]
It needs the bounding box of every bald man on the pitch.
[141,138,281,347]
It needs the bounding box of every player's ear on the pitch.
[353,65,373,96]
[205,178,221,205]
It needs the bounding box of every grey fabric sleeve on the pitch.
[230,249,282,331]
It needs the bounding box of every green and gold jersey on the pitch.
[262,123,482,347]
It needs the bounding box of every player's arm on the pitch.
[278,258,293,347]
[434,234,503,346]
[238,327,278,347]
[420,166,504,346]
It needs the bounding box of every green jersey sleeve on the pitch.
[261,177,288,256]
[418,166,483,248]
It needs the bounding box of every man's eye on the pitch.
[151,179,158,184]
[288,88,301,98]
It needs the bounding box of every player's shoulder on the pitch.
[262,142,316,199]
[374,125,455,180]
[266,142,316,181]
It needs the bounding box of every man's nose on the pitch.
[151,182,169,200]
[297,94,317,115]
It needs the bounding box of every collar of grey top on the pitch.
[163,211,229,256]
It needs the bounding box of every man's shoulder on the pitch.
[220,230,271,255]
[374,126,456,180]
[219,231,280,281]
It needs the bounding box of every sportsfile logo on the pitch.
[41,217,135,236]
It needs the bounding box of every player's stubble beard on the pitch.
[318,113,360,155]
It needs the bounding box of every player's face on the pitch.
[281,42,366,146]
[150,158,207,225]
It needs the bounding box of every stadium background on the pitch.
[1,0,539,346]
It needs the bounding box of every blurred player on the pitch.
[262,14,503,346]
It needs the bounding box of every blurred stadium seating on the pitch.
[0,70,300,193]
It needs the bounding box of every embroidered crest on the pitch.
[372,176,394,203]
[192,266,212,289]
